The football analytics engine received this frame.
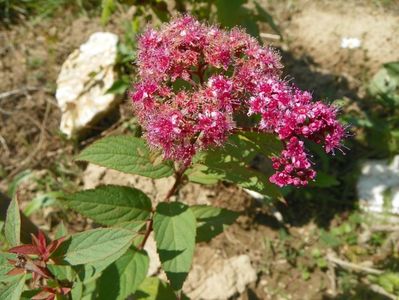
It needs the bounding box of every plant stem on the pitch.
[138,164,188,250]
[164,165,188,202]
[138,218,153,250]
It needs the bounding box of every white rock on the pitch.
[56,32,119,137]
[185,248,257,300]
[357,155,399,214]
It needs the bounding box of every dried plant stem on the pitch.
[326,253,383,275]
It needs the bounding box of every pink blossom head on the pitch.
[131,15,345,186]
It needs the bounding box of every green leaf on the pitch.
[7,170,33,198]
[24,192,60,217]
[21,290,40,300]
[64,185,152,226]
[190,132,282,198]
[185,164,222,185]
[76,135,174,179]
[0,274,26,300]
[310,172,339,188]
[135,277,176,300]
[97,248,149,299]
[319,229,341,248]
[55,221,68,240]
[47,264,75,282]
[153,202,196,290]
[215,0,246,28]
[106,79,130,95]
[71,281,83,300]
[101,0,116,25]
[254,0,282,36]
[190,205,239,242]
[5,197,21,247]
[55,228,134,266]
[73,245,131,283]
[114,220,147,232]
[0,253,15,282]
[368,61,399,109]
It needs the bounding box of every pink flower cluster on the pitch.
[130,15,345,187]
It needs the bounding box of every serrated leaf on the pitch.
[5,197,21,247]
[135,277,175,300]
[0,274,25,300]
[0,253,15,282]
[54,228,134,266]
[190,205,239,242]
[64,185,152,226]
[185,164,222,185]
[97,248,149,299]
[47,264,75,282]
[190,132,282,198]
[72,245,131,283]
[55,221,68,240]
[153,202,196,290]
[71,281,83,300]
[114,220,147,232]
[76,135,174,179]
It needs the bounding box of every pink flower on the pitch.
[270,137,316,187]
[197,110,234,147]
[131,15,345,186]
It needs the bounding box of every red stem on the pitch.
[138,218,153,250]
[138,164,188,251]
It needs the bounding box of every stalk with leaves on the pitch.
[0,15,345,299]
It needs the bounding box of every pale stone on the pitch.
[56,32,119,137]
[184,247,257,300]
[357,155,399,214]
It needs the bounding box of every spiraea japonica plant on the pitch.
[1,15,345,299]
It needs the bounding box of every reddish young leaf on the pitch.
[44,236,66,261]
[9,244,40,256]
[31,231,47,255]
[6,267,25,276]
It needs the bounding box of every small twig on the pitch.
[260,32,281,41]
[327,259,337,296]
[370,225,399,232]
[326,254,383,275]
[0,87,39,100]
[368,284,398,300]
[0,134,10,156]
